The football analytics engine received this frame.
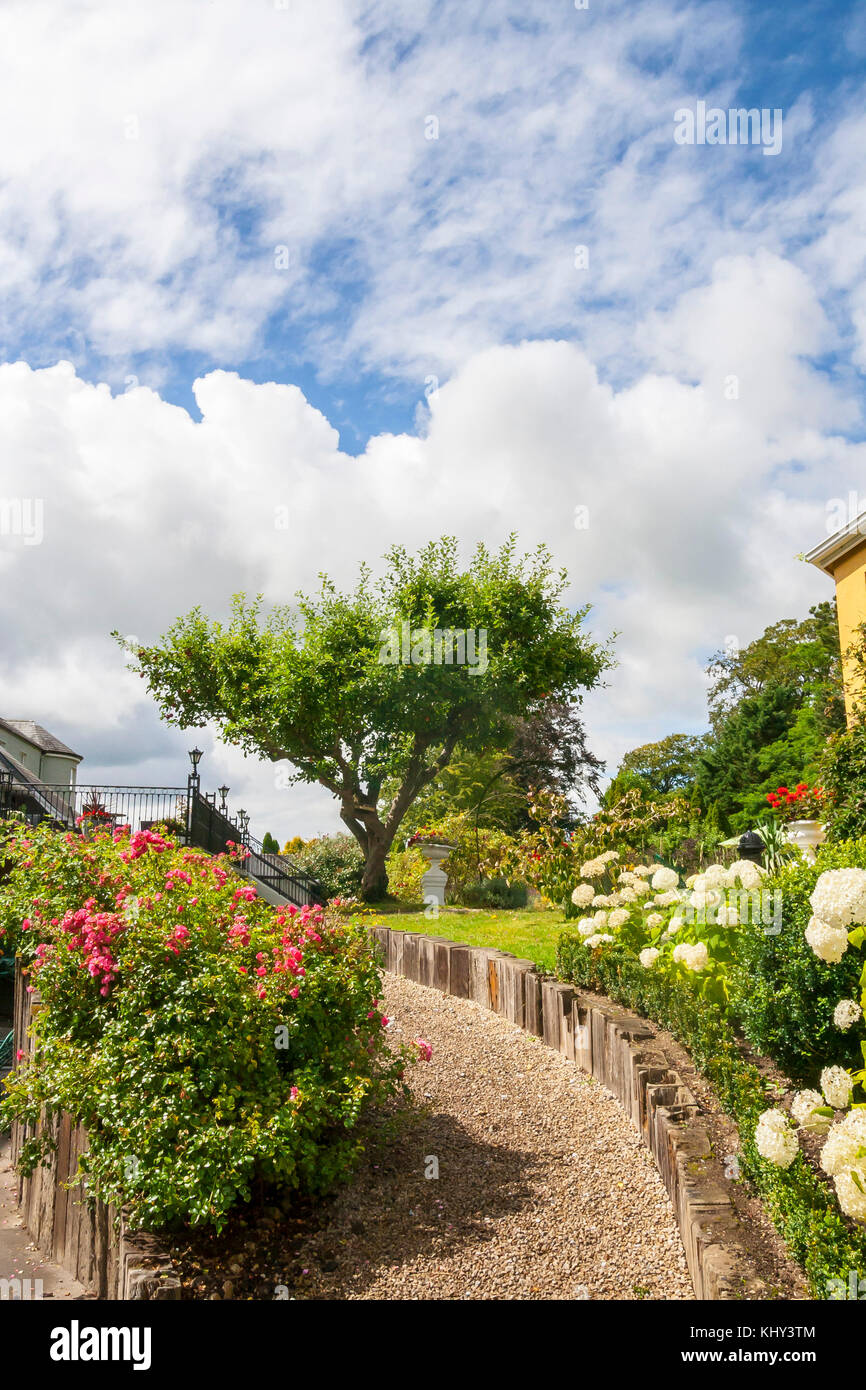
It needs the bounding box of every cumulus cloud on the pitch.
[1,247,862,835]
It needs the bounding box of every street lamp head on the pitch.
[188,747,203,771]
[738,828,764,864]
[218,784,229,808]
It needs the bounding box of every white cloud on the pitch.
[1,243,861,834]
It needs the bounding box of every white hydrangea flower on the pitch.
[662,917,684,939]
[685,874,698,888]
[820,1108,866,1177]
[704,864,730,888]
[729,860,764,890]
[821,1066,854,1111]
[754,1109,799,1169]
[645,912,664,929]
[570,882,595,907]
[834,999,863,1031]
[593,909,609,925]
[608,908,630,929]
[791,1089,831,1131]
[599,850,619,863]
[671,941,709,972]
[618,886,637,903]
[632,864,654,878]
[834,1170,866,1221]
[580,858,605,879]
[691,873,707,892]
[584,932,613,948]
[805,916,849,964]
[617,871,636,886]
[577,918,596,938]
[651,866,679,892]
[639,947,660,968]
[592,894,610,908]
[632,879,652,897]
[654,890,681,907]
[716,903,742,927]
[810,868,866,930]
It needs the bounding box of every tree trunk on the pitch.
[360,835,391,901]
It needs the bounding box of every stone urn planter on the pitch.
[412,841,454,907]
[785,819,825,863]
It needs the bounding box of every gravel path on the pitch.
[293,975,694,1300]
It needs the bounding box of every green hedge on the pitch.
[556,932,866,1297]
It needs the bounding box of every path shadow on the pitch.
[284,1099,549,1300]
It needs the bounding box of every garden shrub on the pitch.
[0,820,414,1232]
[728,841,866,1081]
[288,832,364,899]
[556,931,866,1296]
[819,723,866,842]
[384,844,426,902]
[459,877,528,909]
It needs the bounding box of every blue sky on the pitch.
[0,0,864,838]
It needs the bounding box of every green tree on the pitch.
[694,602,845,829]
[118,537,610,900]
[392,699,603,835]
[604,732,705,805]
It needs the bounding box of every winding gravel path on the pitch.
[294,975,694,1300]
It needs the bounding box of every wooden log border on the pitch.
[11,963,180,1300]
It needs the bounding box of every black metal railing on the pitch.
[0,777,323,908]
[189,790,323,907]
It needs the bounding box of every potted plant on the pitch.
[77,791,115,839]
[765,783,826,862]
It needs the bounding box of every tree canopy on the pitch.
[119,536,610,898]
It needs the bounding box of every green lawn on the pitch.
[358,905,567,973]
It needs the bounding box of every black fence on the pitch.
[189,791,324,907]
[0,779,324,908]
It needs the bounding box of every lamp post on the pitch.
[238,810,250,846]
[738,829,765,866]
[218,785,230,815]
[186,747,203,842]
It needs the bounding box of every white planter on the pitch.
[785,819,825,863]
[416,842,453,906]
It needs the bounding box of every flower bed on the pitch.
[0,820,418,1232]
[555,846,866,1295]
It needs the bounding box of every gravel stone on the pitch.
[293,975,694,1300]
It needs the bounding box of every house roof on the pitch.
[0,718,82,760]
[805,516,866,577]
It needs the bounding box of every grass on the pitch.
[356,904,566,973]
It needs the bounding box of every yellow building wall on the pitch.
[830,536,866,723]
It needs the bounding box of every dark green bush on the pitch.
[727,842,866,1082]
[556,931,866,1297]
[458,877,528,909]
[819,723,866,841]
[289,833,365,899]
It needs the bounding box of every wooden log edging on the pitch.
[371,926,768,1301]
[10,962,180,1300]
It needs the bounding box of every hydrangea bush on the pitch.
[750,864,866,1223]
[0,819,417,1232]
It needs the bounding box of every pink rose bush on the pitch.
[0,819,416,1232]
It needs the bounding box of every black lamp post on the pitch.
[738,828,765,865]
[238,809,249,844]
[218,785,230,815]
